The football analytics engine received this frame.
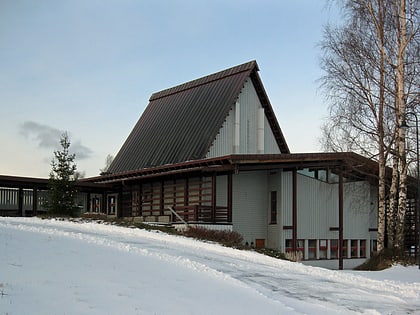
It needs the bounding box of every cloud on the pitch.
[71,141,93,160]
[20,121,93,160]
[20,121,62,149]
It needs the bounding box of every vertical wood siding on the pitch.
[293,174,372,240]
[296,174,338,239]
[206,79,281,158]
[232,171,268,244]
[281,171,293,227]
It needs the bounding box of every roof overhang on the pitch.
[85,152,393,188]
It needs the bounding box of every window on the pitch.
[308,239,317,259]
[319,240,327,259]
[285,239,293,252]
[270,191,277,224]
[91,195,102,213]
[360,240,367,258]
[330,239,338,259]
[351,240,358,258]
[107,195,117,216]
[342,240,348,258]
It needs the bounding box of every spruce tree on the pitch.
[44,132,78,217]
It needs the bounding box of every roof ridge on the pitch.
[150,60,258,101]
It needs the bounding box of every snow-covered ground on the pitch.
[1,217,419,315]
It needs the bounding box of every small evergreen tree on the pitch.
[44,132,78,217]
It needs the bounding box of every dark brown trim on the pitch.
[330,227,339,231]
[212,173,216,223]
[368,228,378,232]
[227,173,232,223]
[32,188,38,215]
[160,181,164,215]
[18,188,23,216]
[339,170,344,270]
[283,226,293,230]
[184,178,189,207]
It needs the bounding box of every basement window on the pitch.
[308,240,317,259]
[342,240,349,258]
[319,239,327,259]
[285,239,293,252]
[351,240,358,258]
[330,239,338,259]
[360,240,367,258]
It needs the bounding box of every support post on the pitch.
[227,173,233,223]
[18,188,23,217]
[339,170,344,270]
[212,173,217,223]
[32,187,38,216]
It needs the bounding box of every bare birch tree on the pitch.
[320,0,419,254]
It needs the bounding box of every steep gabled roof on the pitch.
[108,60,289,174]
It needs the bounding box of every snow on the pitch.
[1,217,419,315]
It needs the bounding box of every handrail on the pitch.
[168,207,189,226]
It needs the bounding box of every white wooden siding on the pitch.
[297,174,338,239]
[264,115,281,154]
[343,181,371,239]
[206,79,281,158]
[296,175,372,240]
[232,171,268,244]
[281,171,293,227]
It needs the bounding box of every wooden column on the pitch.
[32,187,38,215]
[160,181,164,216]
[18,188,24,216]
[102,193,107,215]
[339,170,344,270]
[212,174,217,223]
[86,192,91,213]
[227,173,233,223]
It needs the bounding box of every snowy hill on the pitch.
[1,217,419,314]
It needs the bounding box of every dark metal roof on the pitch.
[108,60,290,174]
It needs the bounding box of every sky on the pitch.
[0,0,339,178]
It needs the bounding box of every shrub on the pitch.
[182,226,243,248]
[285,251,303,262]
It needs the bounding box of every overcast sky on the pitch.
[0,0,338,178]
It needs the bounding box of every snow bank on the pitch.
[1,217,419,314]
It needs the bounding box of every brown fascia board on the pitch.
[85,156,234,184]
[0,175,110,191]
[86,152,380,185]
[0,175,49,188]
